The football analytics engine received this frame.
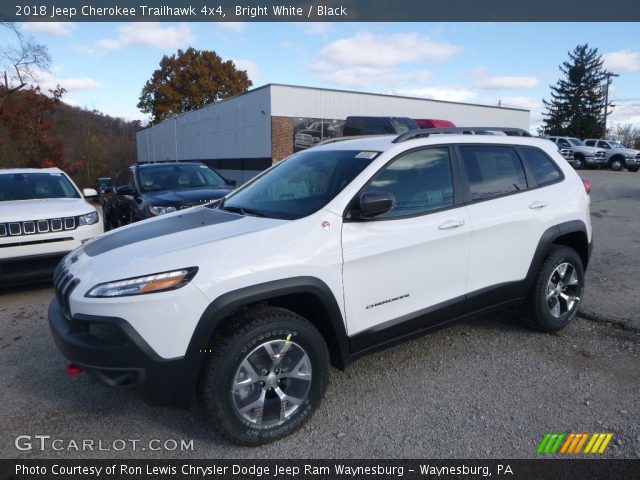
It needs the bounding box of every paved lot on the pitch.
[1,170,638,459]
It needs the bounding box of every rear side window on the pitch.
[520,147,563,186]
[459,146,527,201]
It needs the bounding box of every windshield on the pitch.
[390,118,419,134]
[217,149,379,220]
[0,172,80,201]
[98,178,111,188]
[611,141,625,148]
[138,164,227,192]
[568,138,585,146]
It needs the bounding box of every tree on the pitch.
[0,22,51,105]
[137,47,252,123]
[611,124,640,149]
[542,44,609,139]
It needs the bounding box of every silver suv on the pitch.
[546,136,607,170]
[583,139,640,172]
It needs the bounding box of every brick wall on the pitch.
[271,116,294,163]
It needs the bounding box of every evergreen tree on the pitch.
[542,44,610,138]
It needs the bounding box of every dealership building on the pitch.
[136,83,530,183]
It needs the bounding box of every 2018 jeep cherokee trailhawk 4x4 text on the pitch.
[49,129,592,445]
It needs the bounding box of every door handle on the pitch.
[438,219,465,230]
[529,201,548,210]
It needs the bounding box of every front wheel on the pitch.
[572,157,584,169]
[520,246,585,332]
[627,166,639,172]
[198,307,329,445]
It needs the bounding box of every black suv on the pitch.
[342,116,419,136]
[102,162,235,229]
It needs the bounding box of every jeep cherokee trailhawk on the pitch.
[49,129,592,445]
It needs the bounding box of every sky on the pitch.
[5,22,640,132]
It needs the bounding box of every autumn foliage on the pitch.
[137,47,252,123]
[0,86,139,187]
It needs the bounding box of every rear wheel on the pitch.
[198,307,329,445]
[609,157,624,171]
[627,166,639,172]
[521,246,585,332]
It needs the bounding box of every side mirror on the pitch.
[82,188,98,198]
[356,191,395,219]
[116,185,134,195]
[226,178,237,187]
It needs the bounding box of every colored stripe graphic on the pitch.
[538,433,613,454]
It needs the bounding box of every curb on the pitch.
[578,309,640,332]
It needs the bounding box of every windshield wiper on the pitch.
[220,204,265,217]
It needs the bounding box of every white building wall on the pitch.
[270,84,530,129]
[137,87,271,163]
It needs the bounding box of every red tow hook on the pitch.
[66,364,83,376]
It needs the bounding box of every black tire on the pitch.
[609,157,624,171]
[198,306,329,445]
[627,166,639,172]
[520,246,585,332]
[572,157,584,169]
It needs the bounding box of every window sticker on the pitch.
[355,151,380,159]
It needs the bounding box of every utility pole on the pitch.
[603,72,619,138]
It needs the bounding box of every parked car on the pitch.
[0,168,102,285]
[93,177,112,194]
[294,121,340,149]
[545,136,607,169]
[102,162,236,230]
[414,119,456,128]
[342,116,419,136]
[50,130,591,445]
[583,139,640,172]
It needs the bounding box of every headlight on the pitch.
[78,211,99,226]
[148,205,177,216]
[85,267,198,298]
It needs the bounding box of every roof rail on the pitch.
[315,135,384,146]
[393,127,533,143]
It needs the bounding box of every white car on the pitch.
[49,129,592,445]
[0,168,103,285]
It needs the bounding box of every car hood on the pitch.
[0,198,95,222]
[614,148,640,156]
[298,128,322,136]
[142,187,233,205]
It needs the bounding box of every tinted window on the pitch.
[597,141,610,149]
[521,147,562,186]
[138,164,226,192]
[584,140,595,146]
[0,172,80,201]
[459,146,527,200]
[220,150,377,220]
[362,147,454,219]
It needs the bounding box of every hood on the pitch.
[614,147,640,156]
[0,198,95,223]
[142,186,233,205]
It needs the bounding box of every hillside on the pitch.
[0,86,140,188]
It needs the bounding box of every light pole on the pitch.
[603,72,619,138]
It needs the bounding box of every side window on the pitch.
[597,141,610,149]
[114,171,127,188]
[521,147,563,186]
[585,140,595,146]
[558,139,571,148]
[127,171,136,191]
[459,146,528,201]
[362,147,454,219]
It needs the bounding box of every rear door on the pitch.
[342,146,471,339]
[459,144,565,295]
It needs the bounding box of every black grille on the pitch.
[53,261,79,320]
[0,217,78,238]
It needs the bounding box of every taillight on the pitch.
[582,178,591,194]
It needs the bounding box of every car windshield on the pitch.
[98,178,111,188]
[215,149,379,220]
[610,141,625,148]
[138,164,227,192]
[0,172,80,201]
[568,138,585,146]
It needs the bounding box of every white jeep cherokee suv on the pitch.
[0,168,103,285]
[49,130,592,445]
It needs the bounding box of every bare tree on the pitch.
[1,22,51,101]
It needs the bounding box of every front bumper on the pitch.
[48,297,195,407]
[0,252,68,285]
